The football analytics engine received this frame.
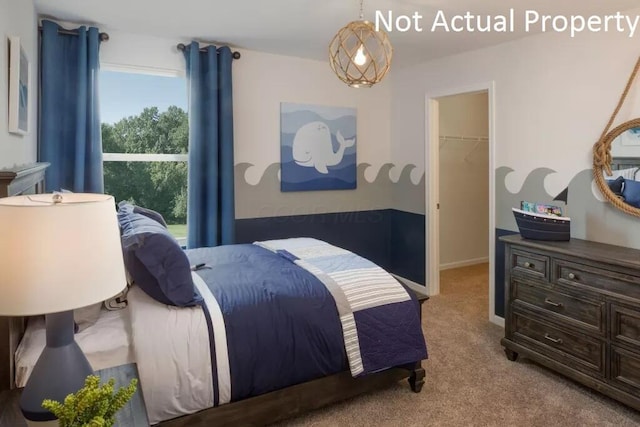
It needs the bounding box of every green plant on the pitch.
[42,375,138,427]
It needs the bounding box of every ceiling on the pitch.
[35,0,640,67]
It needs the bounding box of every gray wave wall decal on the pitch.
[392,164,425,215]
[238,161,640,248]
[496,167,558,230]
[234,162,425,219]
[497,167,640,249]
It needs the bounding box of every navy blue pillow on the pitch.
[118,201,168,228]
[607,176,625,196]
[623,179,640,208]
[117,208,197,306]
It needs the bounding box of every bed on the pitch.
[0,163,429,426]
[14,308,134,389]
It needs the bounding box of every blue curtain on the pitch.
[183,42,235,248]
[39,20,103,193]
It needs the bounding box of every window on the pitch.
[100,70,188,244]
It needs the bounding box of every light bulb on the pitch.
[354,45,367,66]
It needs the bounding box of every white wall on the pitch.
[438,93,489,268]
[100,29,391,183]
[391,10,640,198]
[0,0,38,169]
[232,49,391,187]
[389,6,640,298]
[100,30,184,76]
[439,93,489,138]
[99,29,393,218]
[390,7,640,262]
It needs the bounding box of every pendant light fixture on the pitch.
[329,0,393,88]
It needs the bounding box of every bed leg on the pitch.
[408,362,425,393]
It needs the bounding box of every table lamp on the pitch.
[0,193,127,423]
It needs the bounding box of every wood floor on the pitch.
[0,388,23,427]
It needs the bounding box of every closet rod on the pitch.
[439,135,488,142]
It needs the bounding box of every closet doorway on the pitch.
[425,83,501,325]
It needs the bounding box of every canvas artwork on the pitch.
[280,103,356,192]
[619,127,640,146]
[8,36,29,134]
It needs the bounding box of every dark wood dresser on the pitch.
[500,235,640,411]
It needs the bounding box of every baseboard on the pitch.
[440,257,489,271]
[490,314,505,327]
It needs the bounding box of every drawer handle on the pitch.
[524,262,535,269]
[544,334,563,345]
[544,298,563,308]
[568,273,577,280]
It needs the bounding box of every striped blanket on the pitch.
[255,238,427,376]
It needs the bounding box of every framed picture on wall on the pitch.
[8,36,29,135]
[280,103,357,192]
[619,126,640,146]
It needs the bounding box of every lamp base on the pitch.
[20,311,93,422]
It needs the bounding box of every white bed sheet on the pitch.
[14,307,134,388]
[127,282,213,425]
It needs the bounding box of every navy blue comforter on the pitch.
[186,244,348,402]
[186,242,426,404]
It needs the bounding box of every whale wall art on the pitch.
[280,103,357,191]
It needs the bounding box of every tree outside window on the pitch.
[100,70,188,243]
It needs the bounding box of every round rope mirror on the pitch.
[593,118,640,217]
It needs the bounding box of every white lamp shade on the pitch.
[0,193,127,316]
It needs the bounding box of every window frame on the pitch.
[100,64,189,245]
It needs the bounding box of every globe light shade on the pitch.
[329,20,393,88]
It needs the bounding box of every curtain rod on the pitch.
[176,43,241,60]
[38,26,109,42]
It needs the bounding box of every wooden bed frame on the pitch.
[0,163,428,426]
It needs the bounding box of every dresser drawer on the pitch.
[512,280,604,334]
[611,303,640,350]
[512,312,605,376]
[554,260,640,300]
[512,249,549,281]
[610,346,640,396]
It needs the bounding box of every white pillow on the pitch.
[74,303,102,332]
[605,167,638,180]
